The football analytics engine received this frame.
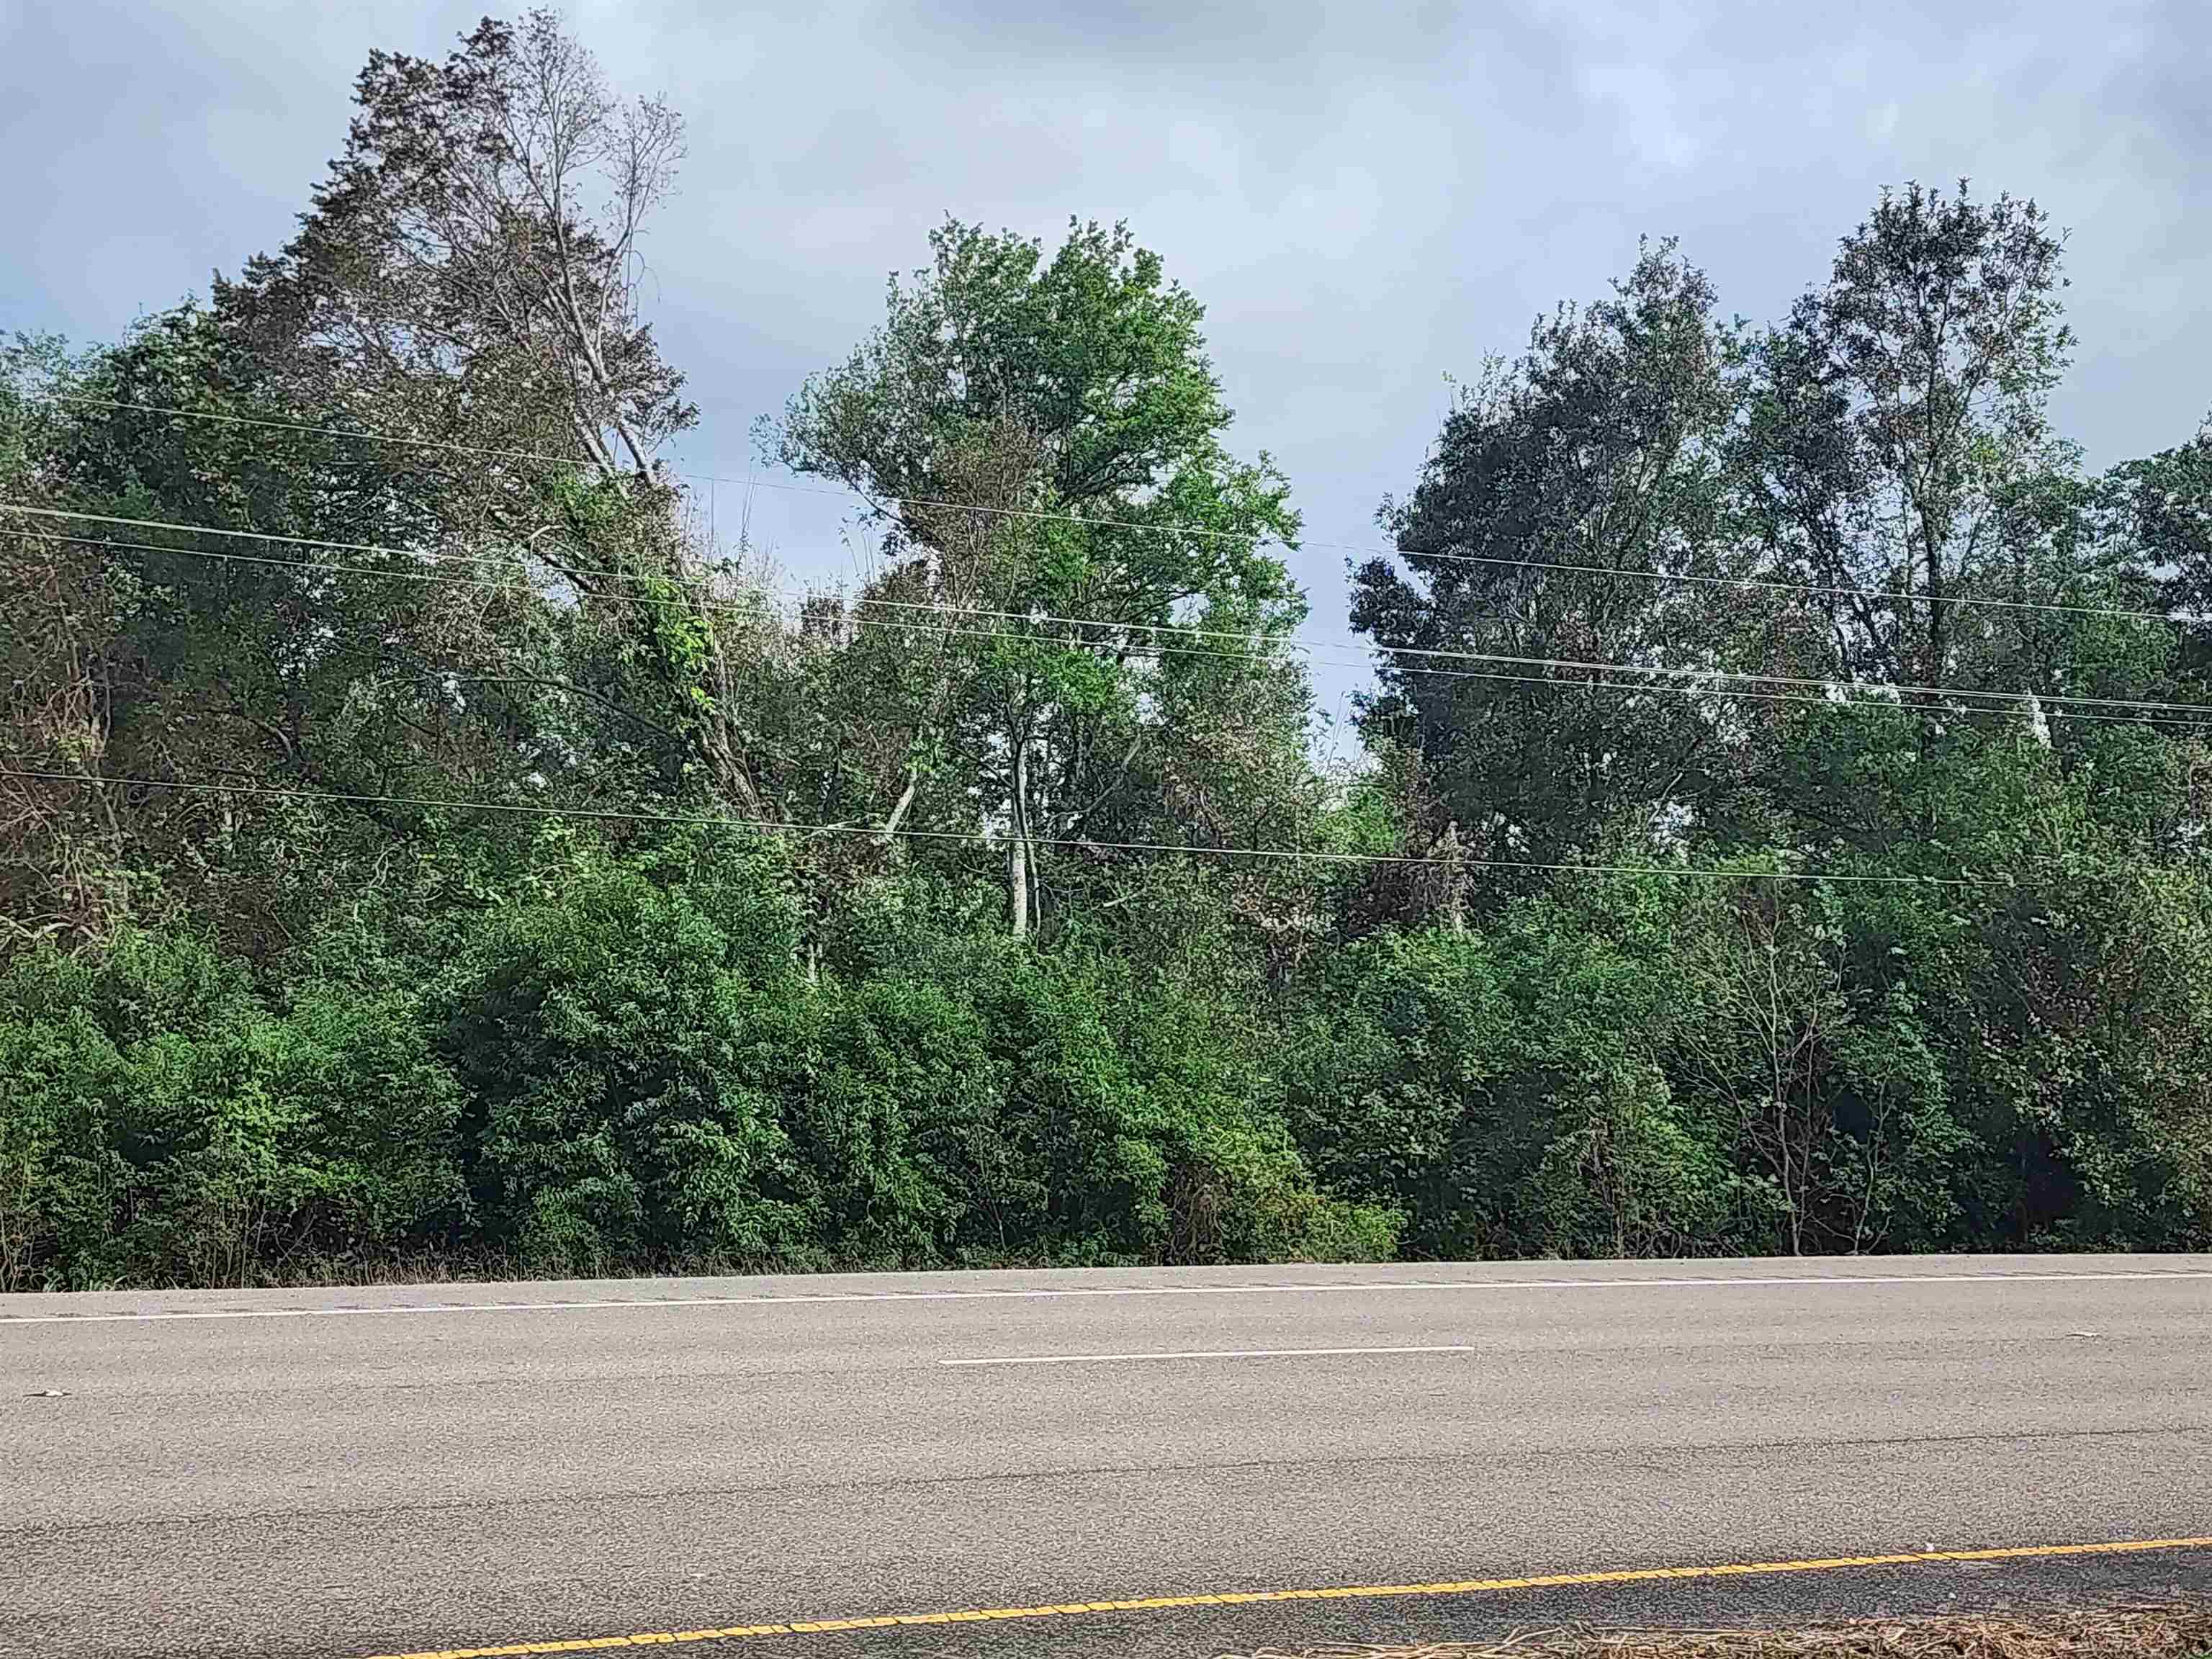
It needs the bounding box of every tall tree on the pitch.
[217,7,691,483]
[1352,243,1762,903]
[1740,185,2202,866]
[770,218,1307,935]
[1736,182,2076,698]
[2,309,555,952]
[212,9,787,822]
[2112,416,2212,679]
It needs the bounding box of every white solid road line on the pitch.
[2,1267,2209,1326]
[940,1344,1480,1367]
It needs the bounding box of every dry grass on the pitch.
[1222,1606,2212,1659]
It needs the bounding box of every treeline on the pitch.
[4,11,2210,1287]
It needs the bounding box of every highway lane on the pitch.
[1,1256,2208,1658]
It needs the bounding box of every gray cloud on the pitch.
[5,0,2206,743]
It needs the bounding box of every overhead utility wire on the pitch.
[21,393,2178,629]
[27,395,658,476]
[845,592,2212,721]
[0,526,2194,739]
[8,505,2206,723]
[752,477,2180,629]
[0,767,2002,887]
[0,529,2067,732]
[26,526,2212,737]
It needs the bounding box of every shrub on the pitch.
[440,845,815,1271]
[0,928,467,1286]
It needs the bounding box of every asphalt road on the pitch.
[2,1256,2208,1659]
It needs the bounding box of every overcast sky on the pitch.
[4,0,2206,745]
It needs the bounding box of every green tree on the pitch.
[2,309,551,953]
[213,7,793,826]
[1352,243,1763,905]
[1736,181,2077,697]
[770,218,1307,935]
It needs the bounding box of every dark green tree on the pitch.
[1352,243,1763,904]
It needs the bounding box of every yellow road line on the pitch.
[359,1534,2212,1659]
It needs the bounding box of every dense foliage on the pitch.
[4,14,2208,1287]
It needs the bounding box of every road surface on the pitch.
[3,1256,2209,1658]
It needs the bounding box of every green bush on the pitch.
[0,1007,134,1288]
[0,928,467,1287]
[800,974,1003,1264]
[9,814,2208,1289]
[811,884,1394,1267]
[439,844,815,1272]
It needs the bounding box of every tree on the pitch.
[212,9,791,824]
[1672,876,1854,1256]
[2111,416,2212,684]
[1736,187,2203,872]
[770,218,1306,934]
[0,338,138,944]
[2,310,557,953]
[1352,243,1768,903]
[217,8,690,483]
[1737,182,2077,701]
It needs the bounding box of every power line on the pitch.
[759,475,2177,629]
[18,392,2180,628]
[13,511,2212,739]
[846,590,2212,720]
[26,393,667,478]
[17,526,2212,734]
[0,766,2002,886]
[9,504,2204,720]
[0,523,1377,688]
[5,503,533,573]
[1390,543,2173,626]
[0,528,1972,729]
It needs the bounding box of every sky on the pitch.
[3,0,2208,750]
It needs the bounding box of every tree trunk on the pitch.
[1439,822,1467,935]
[1009,730,1031,939]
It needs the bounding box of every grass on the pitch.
[1220,1606,2212,1659]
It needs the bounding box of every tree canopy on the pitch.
[4,15,2208,1289]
